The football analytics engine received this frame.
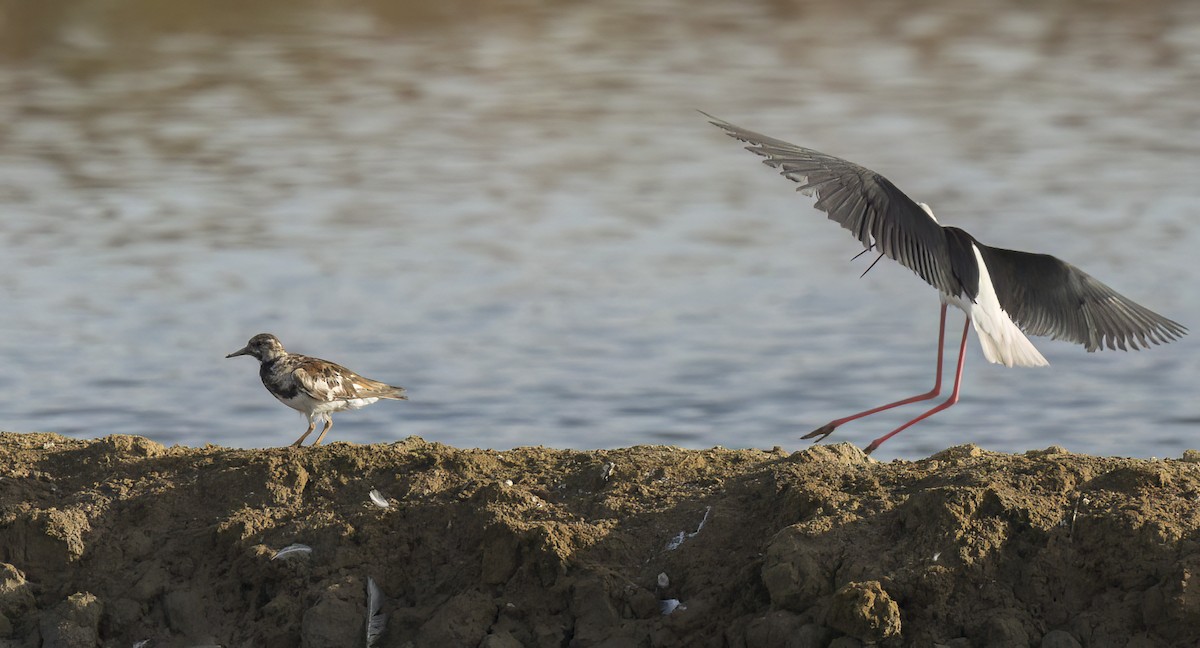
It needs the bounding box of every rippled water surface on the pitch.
[2,1,1198,458]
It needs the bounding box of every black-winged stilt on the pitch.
[706,114,1186,454]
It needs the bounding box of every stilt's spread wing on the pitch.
[705,113,962,297]
[975,244,1186,351]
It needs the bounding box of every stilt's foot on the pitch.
[289,440,305,448]
[864,438,883,455]
[801,422,838,443]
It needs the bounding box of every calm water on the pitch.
[2,1,1198,459]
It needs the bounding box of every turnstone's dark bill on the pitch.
[226,333,409,447]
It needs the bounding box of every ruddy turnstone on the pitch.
[226,333,409,447]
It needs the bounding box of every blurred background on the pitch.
[1,0,1197,459]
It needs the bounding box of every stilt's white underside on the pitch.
[943,243,1050,368]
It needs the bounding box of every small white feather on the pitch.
[271,543,313,561]
[368,489,390,509]
[664,506,713,551]
[664,531,686,551]
[366,576,387,648]
[691,506,711,535]
[132,641,150,648]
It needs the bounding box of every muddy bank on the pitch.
[1,432,1199,647]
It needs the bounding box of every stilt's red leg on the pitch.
[802,304,951,443]
[863,315,971,454]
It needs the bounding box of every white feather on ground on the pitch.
[271,543,313,561]
[368,489,390,509]
[665,506,713,551]
[366,576,386,648]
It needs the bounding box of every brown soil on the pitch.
[1,432,1199,648]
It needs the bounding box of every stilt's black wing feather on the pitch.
[975,244,1186,351]
[705,113,963,298]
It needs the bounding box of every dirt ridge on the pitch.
[1,432,1199,647]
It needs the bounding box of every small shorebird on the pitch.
[226,333,408,446]
[706,114,1186,453]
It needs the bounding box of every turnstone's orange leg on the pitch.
[291,421,316,447]
[311,419,334,446]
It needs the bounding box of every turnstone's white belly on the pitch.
[272,392,382,417]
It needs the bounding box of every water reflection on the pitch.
[0,0,1197,458]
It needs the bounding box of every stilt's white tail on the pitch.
[944,244,1050,368]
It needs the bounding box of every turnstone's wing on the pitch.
[292,357,408,402]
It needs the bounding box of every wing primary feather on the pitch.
[1111,301,1150,348]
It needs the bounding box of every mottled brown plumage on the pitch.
[227,333,408,446]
